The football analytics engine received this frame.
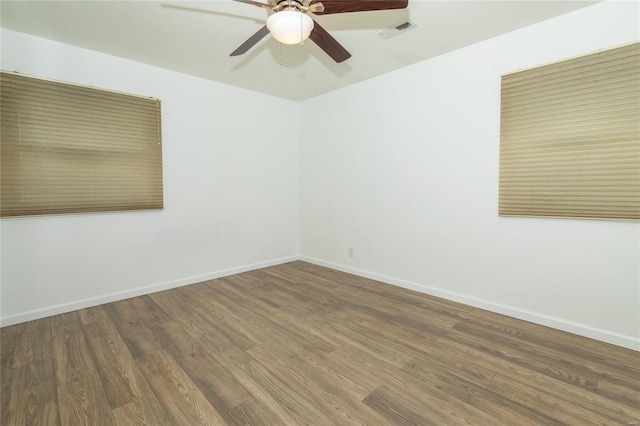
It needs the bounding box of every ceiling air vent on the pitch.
[377,21,417,39]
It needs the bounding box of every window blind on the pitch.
[499,42,639,221]
[1,71,163,217]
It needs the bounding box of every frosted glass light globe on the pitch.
[267,10,314,45]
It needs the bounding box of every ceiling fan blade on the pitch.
[311,0,408,15]
[309,21,351,63]
[307,2,325,13]
[232,0,273,10]
[230,25,271,56]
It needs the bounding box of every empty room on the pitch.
[1,0,639,424]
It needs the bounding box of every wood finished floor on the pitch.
[1,261,639,425]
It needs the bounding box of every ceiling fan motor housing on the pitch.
[273,0,306,12]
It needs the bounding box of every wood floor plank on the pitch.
[251,339,377,400]
[411,371,556,425]
[260,262,341,288]
[6,361,60,426]
[51,311,98,386]
[0,324,18,369]
[173,341,253,415]
[0,324,18,426]
[363,385,442,426]
[296,276,417,321]
[452,319,600,390]
[250,274,343,318]
[468,309,640,373]
[1,261,638,425]
[215,279,339,352]
[101,297,167,359]
[57,372,116,426]
[191,293,265,348]
[247,343,389,425]
[12,318,54,368]
[403,365,517,425]
[334,342,505,425]
[177,285,257,351]
[286,265,475,325]
[431,336,640,424]
[402,354,593,425]
[111,394,174,426]
[323,320,414,368]
[215,349,335,426]
[402,341,498,389]
[323,307,441,359]
[296,345,383,399]
[77,305,110,325]
[460,314,640,391]
[288,262,476,320]
[136,349,227,426]
[83,319,152,409]
[49,311,119,425]
[487,373,626,425]
[154,315,204,358]
[0,357,14,426]
[224,397,287,426]
[148,290,211,338]
[482,346,638,423]
[596,379,640,410]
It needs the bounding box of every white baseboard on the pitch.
[0,255,300,327]
[300,256,640,351]
[4,254,637,351]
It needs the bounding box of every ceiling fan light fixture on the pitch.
[266,10,314,45]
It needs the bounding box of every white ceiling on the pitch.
[1,0,598,101]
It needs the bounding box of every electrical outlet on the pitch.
[348,248,354,258]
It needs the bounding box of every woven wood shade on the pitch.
[1,72,163,217]
[499,42,639,221]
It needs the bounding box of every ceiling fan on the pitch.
[230,0,409,63]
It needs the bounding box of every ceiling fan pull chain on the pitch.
[300,12,304,46]
[279,42,283,65]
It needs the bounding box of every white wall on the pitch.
[299,1,640,350]
[0,29,300,325]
